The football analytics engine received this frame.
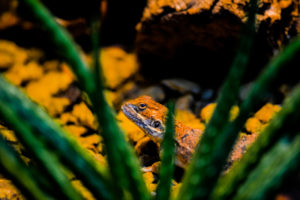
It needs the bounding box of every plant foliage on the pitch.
[0,0,300,200]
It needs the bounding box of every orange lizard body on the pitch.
[121,96,203,168]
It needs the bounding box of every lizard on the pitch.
[121,95,203,168]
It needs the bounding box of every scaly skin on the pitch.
[121,96,203,168]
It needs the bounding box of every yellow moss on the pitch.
[0,129,17,143]
[176,110,205,132]
[254,103,281,123]
[43,60,61,71]
[24,71,73,115]
[105,82,137,107]
[26,71,73,100]
[229,105,239,121]
[0,50,13,69]
[117,111,145,143]
[104,90,119,107]
[72,180,95,200]
[143,172,157,192]
[72,102,97,129]
[0,179,24,200]
[5,61,43,85]
[79,135,100,150]
[64,125,87,137]
[200,103,239,123]
[60,112,78,125]
[200,103,217,123]
[0,40,28,66]
[101,47,139,89]
[245,117,262,134]
[87,150,107,167]
[44,97,70,116]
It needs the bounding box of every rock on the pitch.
[161,78,201,94]
[135,85,166,102]
[175,94,194,111]
[136,0,299,86]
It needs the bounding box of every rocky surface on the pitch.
[136,0,299,86]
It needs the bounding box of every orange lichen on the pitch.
[25,71,73,115]
[79,135,100,150]
[87,150,107,167]
[229,105,239,121]
[0,40,28,66]
[26,71,73,99]
[200,103,217,123]
[254,103,281,123]
[171,182,181,199]
[143,172,157,192]
[200,103,239,123]
[5,61,43,85]
[101,47,139,89]
[230,132,259,162]
[275,194,291,200]
[245,117,263,134]
[0,50,14,69]
[176,110,205,132]
[72,102,97,129]
[64,125,87,138]
[60,113,78,125]
[0,179,23,200]
[0,125,17,143]
[72,180,95,200]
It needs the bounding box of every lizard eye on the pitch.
[152,120,161,128]
[138,103,146,111]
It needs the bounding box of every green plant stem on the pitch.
[211,83,300,200]
[156,101,175,200]
[0,136,51,200]
[21,0,95,95]
[21,0,150,198]
[0,83,83,200]
[90,17,150,200]
[176,1,257,199]
[0,75,111,200]
[232,134,300,200]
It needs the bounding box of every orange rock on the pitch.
[230,132,259,162]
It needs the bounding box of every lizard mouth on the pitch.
[121,104,148,130]
[121,104,162,139]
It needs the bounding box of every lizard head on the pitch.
[121,96,168,141]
